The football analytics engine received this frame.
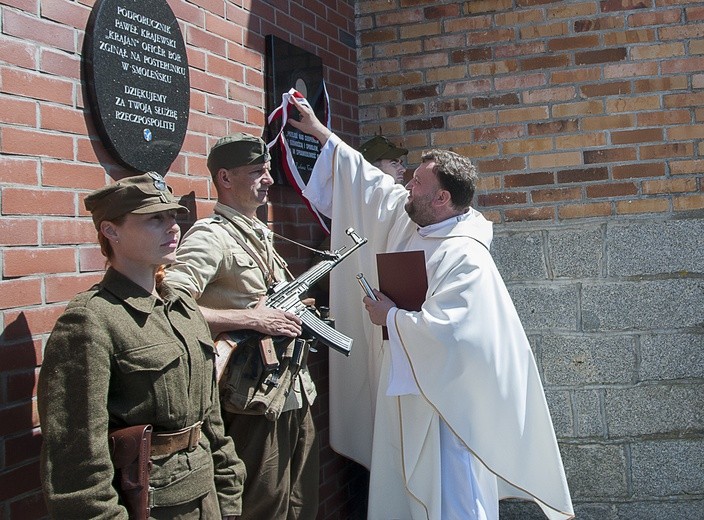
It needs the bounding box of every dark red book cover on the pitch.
[376,250,428,340]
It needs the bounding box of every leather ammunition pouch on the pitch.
[219,333,309,422]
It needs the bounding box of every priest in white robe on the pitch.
[289,97,574,520]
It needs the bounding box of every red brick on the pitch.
[0,218,39,246]
[0,279,42,310]
[79,246,108,273]
[616,198,670,214]
[559,201,612,219]
[574,16,624,31]
[674,193,704,211]
[3,305,66,339]
[40,104,88,135]
[612,162,666,179]
[575,47,627,65]
[473,125,525,142]
[1,127,75,161]
[0,35,37,69]
[586,182,638,198]
[557,167,609,183]
[0,339,43,371]
[41,161,106,190]
[635,76,688,93]
[532,187,582,203]
[548,34,600,51]
[528,119,578,136]
[3,10,75,53]
[40,0,91,29]
[521,54,570,71]
[45,272,104,304]
[402,85,439,100]
[638,109,691,126]
[640,142,693,160]
[42,219,96,246]
[7,368,39,402]
[477,192,528,206]
[1,67,74,106]
[505,206,554,222]
[643,177,698,194]
[2,187,76,216]
[39,47,82,80]
[662,57,704,74]
[0,460,41,500]
[670,159,704,175]
[404,117,444,131]
[495,72,545,91]
[583,147,637,163]
[611,128,663,144]
[628,8,680,26]
[476,157,527,173]
[580,81,632,97]
[0,96,36,127]
[505,171,554,187]
[3,247,76,277]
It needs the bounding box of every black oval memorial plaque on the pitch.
[84,0,190,174]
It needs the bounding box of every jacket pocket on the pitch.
[114,342,187,423]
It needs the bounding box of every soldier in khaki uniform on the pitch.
[165,134,319,520]
[38,172,245,519]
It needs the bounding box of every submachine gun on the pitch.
[264,227,367,356]
[214,228,367,381]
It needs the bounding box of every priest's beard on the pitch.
[405,193,436,227]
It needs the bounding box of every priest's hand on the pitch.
[363,291,395,326]
[288,96,332,145]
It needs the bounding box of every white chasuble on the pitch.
[303,135,574,520]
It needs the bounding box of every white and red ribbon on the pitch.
[267,84,331,233]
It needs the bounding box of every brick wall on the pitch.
[356,0,703,517]
[357,0,704,221]
[0,0,364,518]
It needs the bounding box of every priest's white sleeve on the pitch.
[301,133,342,218]
[385,308,420,396]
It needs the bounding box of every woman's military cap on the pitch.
[84,172,188,229]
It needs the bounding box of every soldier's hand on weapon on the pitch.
[363,290,396,326]
[288,95,332,145]
[251,296,303,337]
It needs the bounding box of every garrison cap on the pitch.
[358,135,408,163]
[84,172,187,229]
[207,132,271,175]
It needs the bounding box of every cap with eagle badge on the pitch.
[84,172,188,229]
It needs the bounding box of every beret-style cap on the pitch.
[207,132,271,175]
[358,135,408,163]
[84,172,187,229]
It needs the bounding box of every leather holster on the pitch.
[109,424,153,520]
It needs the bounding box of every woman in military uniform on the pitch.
[37,172,245,519]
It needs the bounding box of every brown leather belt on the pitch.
[150,421,202,457]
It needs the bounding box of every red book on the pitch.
[376,250,428,340]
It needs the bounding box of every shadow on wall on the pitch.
[1,312,46,516]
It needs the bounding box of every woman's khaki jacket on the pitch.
[38,268,245,518]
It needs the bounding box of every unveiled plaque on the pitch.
[265,36,326,185]
[84,0,190,174]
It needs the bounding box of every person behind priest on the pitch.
[287,97,574,520]
[358,134,408,184]
[38,172,245,519]
[164,133,319,520]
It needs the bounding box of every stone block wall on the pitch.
[492,217,703,517]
